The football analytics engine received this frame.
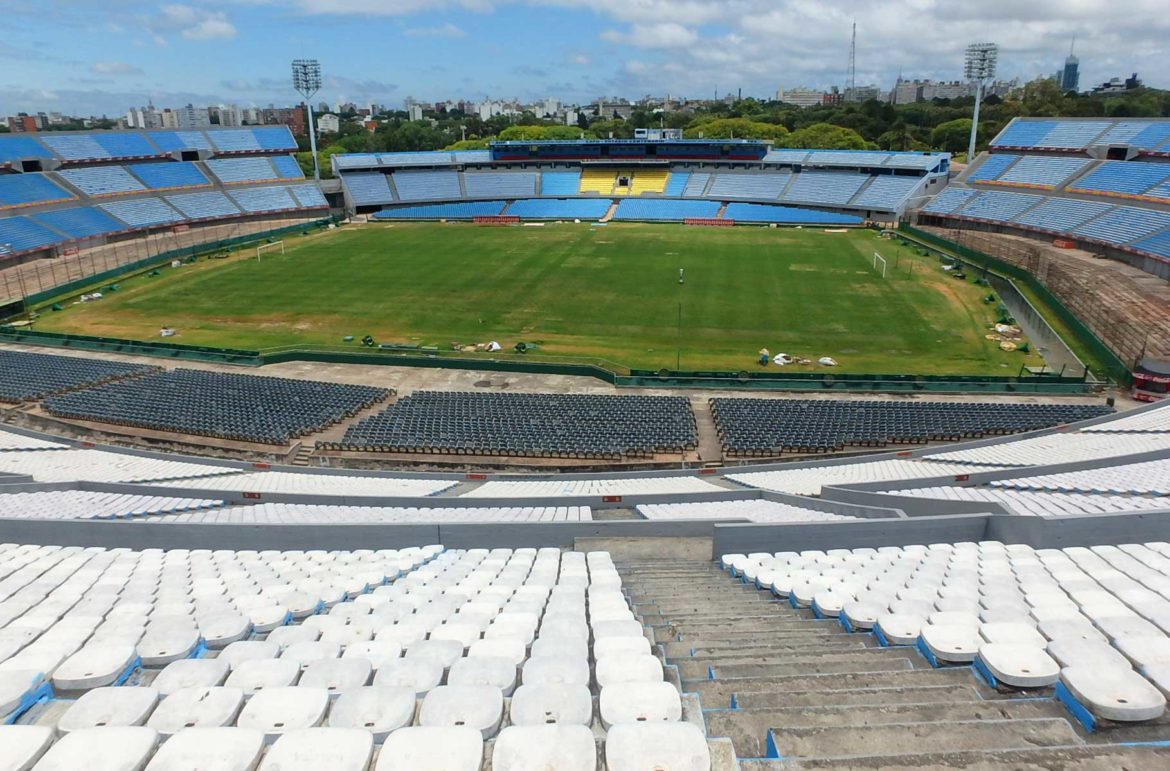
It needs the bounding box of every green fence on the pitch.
[899,224,1131,385]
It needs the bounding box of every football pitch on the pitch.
[36,222,1042,375]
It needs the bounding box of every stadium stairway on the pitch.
[618,560,1170,770]
[601,200,619,222]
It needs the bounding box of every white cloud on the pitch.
[150,5,237,43]
[90,61,143,76]
[404,23,467,38]
[568,52,592,66]
[600,22,698,49]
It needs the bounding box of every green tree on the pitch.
[682,117,788,141]
[786,123,869,150]
[930,118,974,154]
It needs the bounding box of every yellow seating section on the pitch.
[630,169,669,195]
[579,169,617,195]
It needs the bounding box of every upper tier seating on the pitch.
[990,456,1170,496]
[612,199,720,221]
[729,460,1013,496]
[968,154,1019,182]
[539,171,580,196]
[373,201,505,220]
[249,127,298,151]
[783,172,868,205]
[0,135,52,165]
[228,186,299,213]
[463,477,723,498]
[921,187,978,214]
[681,173,710,197]
[1094,121,1170,150]
[0,350,156,403]
[43,368,390,445]
[271,155,305,179]
[377,151,457,166]
[638,499,860,523]
[885,485,1170,517]
[41,133,160,162]
[164,191,241,220]
[578,169,616,195]
[1071,206,1170,245]
[206,158,279,185]
[721,203,862,225]
[0,447,242,483]
[0,215,66,253]
[850,176,923,210]
[56,166,146,197]
[707,173,788,200]
[391,171,462,201]
[1067,161,1170,200]
[505,199,610,220]
[662,171,689,197]
[952,190,1043,221]
[923,430,1170,467]
[343,172,396,206]
[147,130,212,152]
[993,156,1091,189]
[205,129,262,153]
[32,207,126,240]
[0,490,225,520]
[0,173,74,209]
[151,503,593,524]
[288,183,328,208]
[336,391,696,459]
[126,162,210,190]
[1133,230,1170,258]
[1013,198,1113,233]
[629,169,669,195]
[463,172,537,199]
[991,120,1113,150]
[711,399,1111,456]
[98,198,183,227]
[144,470,457,498]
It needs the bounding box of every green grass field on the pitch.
[35,222,1042,375]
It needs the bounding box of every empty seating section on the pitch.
[808,151,893,167]
[271,155,306,179]
[991,457,1170,496]
[613,199,720,221]
[206,158,279,184]
[924,430,1170,467]
[1040,121,1113,148]
[995,156,1090,188]
[464,477,722,498]
[711,399,1110,456]
[887,486,1170,517]
[452,150,491,163]
[764,149,809,164]
[151,503,592,524]
[784,172,867,205]
[1013,198,1112,233]
[538,171,580,196]
[336,391,696,458]
[38,134,112,162]
[377,151,454,166]
[43,369,389,445]
[343,173,395,206]
[681,173,710,197]
[505,198,610,220]
[463,172,537,198]
[722,203,861,225]
[1096,121,1170,150]
[0,216,65,253]
[125,161,209,190]
[992,119,1110,149]
[967,155,1019,183]
[922,186,977,214]
[662,171,689,196]
[164,191,241,220]
[1068,161,1170,199]
[250,127,298,151]
[391,171,462,201]
[637,499,860,523]
[206,129,262,153]
[707,173,787,200]
[334,153,380,170]
[143,470,456,498]
[32,207,125,240]
[850,176,923,210]
[1072,206,1170,245]
[1133,230,1170,258]
[373,201,505,220]
[56,166,146,196]
[98,198,183,227]
[288,183,328,208]
[0,350,156,402]
[0,135,51,165]
[953,190,1043,221]
[0,448,242,483]
[629,169,669,195]
[0,173,74,209]
[92,133,160,159]
[147,130,212,152]
[578,169,616,195]
[0,490,225,520]
[228,186,299,213]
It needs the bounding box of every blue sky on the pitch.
[1,1,1167,116]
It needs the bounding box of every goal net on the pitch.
[256,241,284,261]
[872,251,888,278]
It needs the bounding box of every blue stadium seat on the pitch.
[127,162,210,190]
[38,134,110,162]
[707,173,788,200]
[206,158,279,184]
[0,174,74,209]
[0,215,65,252]
[1037,121,1112,149]
[0,136,52,165]
[99,198,184,228]
[342,173,395,206]
[271,156,305,179]
[287,184,328,208]
[464,172,537,198]
[1072,206,1170,245]
[681,173,710,197]
[995,156,1090,188]
[1013,198,1113,233]
[506,199,611,220]
[1132,229,1170,258]
[207,130,262,153]
[663,172,689,197]
[373,200,505,220]
[955,191,1044,222]
[91,133,161,159]
[805,151,892,167]
[250,127,297,151]
[377,152,455,166]
[967,155,1019,182]
[850,177,923,210]
[148,131,212,152]
[722,203,862,225]
[612,199,719,221]
[991,121,1058,148]
[921,187,977,214]
[539,171,581,196]
[1067,161,1170,198]
[334,154,381,170]
[229,186,299,213]
[164,191,241,220]
[783,172,868,205]
[391,171,462,201]
[32,207,125,240]
[764,150,809,164]
[452,150,491,163]
[56,166,147,196]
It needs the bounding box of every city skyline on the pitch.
[1,1,1167,117]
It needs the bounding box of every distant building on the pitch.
[844,84,882,102]
[6,115,39,132]
[1091,73,1142,95]
[317,114,340,133]
[888,78,923,105]
[1059,53,1080,93]
[125,105,161,129]
[922,81,972,100]
[408,104,424,121]
[776,87,826,108]
[212,105,243,127]
[173,104,210,129]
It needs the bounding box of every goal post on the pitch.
[256,241,284,261]
[872,251,887,278]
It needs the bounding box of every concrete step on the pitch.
[665,621,847,638]
[662,640,869,659]
[704,656,917,681]
[730,684,986,710]
[707,699,1070,758]
[765,718,1083,760]
[739,744,1170,770]
[684,667,979,706]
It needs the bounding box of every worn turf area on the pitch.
[35,222,1041,374]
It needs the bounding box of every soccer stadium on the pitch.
[3,27,1170,771]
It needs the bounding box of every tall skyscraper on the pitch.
[1060,39,1080,93]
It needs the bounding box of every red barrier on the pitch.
[685,218,734,227]
[474,215,520,225]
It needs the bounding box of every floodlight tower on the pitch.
[964,43,998,163]
[292,59,323,181]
